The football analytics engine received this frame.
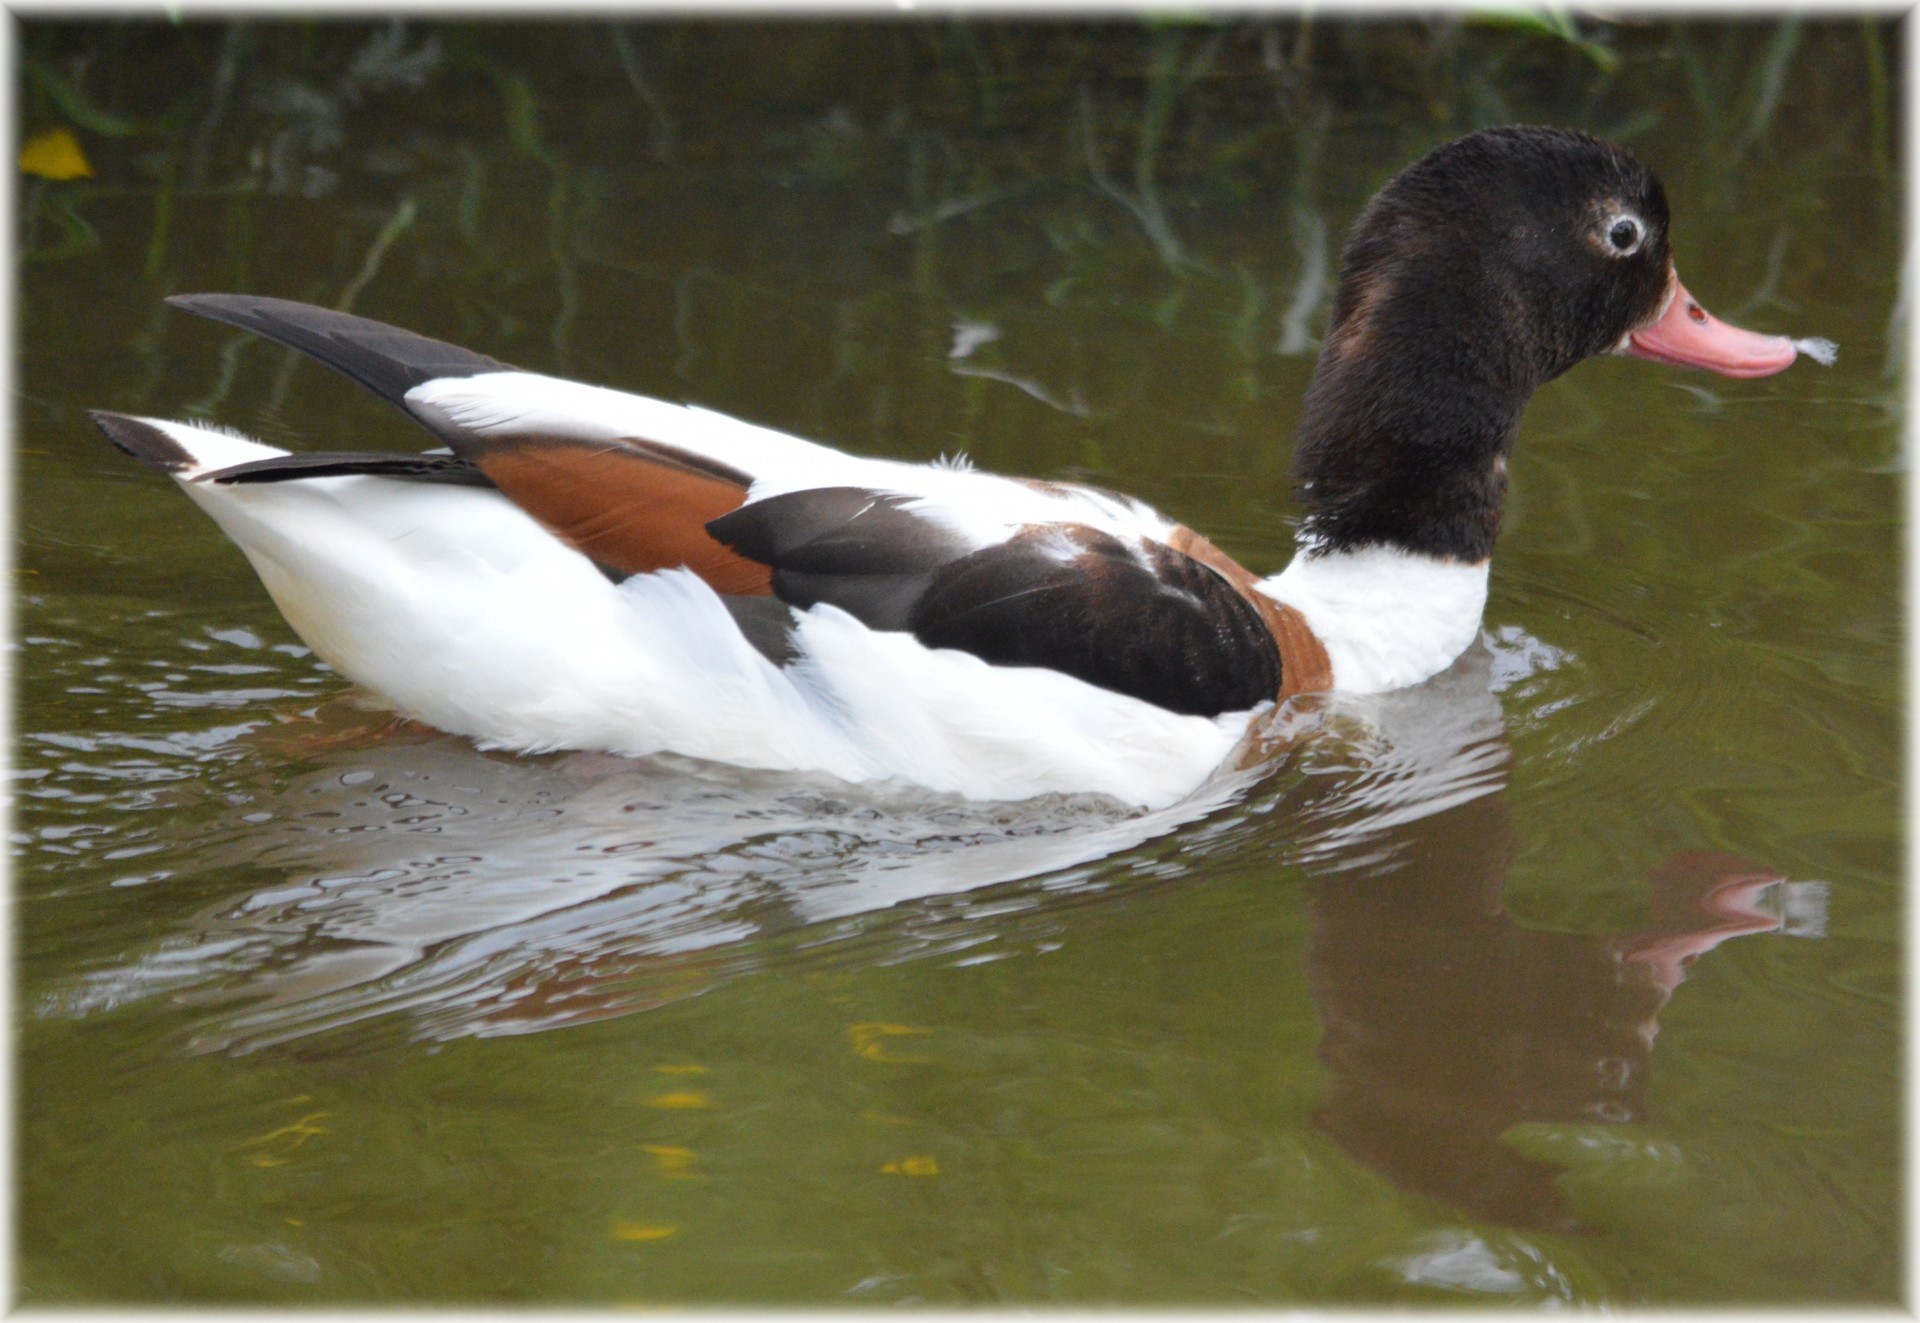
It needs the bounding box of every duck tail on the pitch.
[89,410,284,479]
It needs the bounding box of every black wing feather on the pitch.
[166,296,754,492]
[710,488,1280,716]
[208,450,495,488]
[166,294,515,417]
[910,530,1280,717]
[708,487,972,631]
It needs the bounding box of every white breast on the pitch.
[1259,544,1490,693]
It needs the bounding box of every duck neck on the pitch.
[1290,337,1534,565]
[1262,336,1537,692]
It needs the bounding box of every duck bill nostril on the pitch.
[1621,274,1798,378]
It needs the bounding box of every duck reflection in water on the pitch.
[1224,636,1813,1233]
[50,630,1818,1232]
[1310,843,1791,1232]
[1296,734,1797,1232]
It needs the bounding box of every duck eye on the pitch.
[1607,216,1643,255]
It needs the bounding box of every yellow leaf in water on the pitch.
[19,128,93,180]
[850,1022,933,1064]
[645,1091,712,1110]
[652,1063,707,1076]
[642,1144,696,1172]
[610,1221,678,1243]
[880,1155,940,1177]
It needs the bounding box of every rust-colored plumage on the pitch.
[471,437,773,595]
[1166,525,1333,697]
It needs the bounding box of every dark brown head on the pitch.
[1294,126,1800,563]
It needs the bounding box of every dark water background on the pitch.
[14,15,1902,1305]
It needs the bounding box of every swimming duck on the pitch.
[91,126,1824,807]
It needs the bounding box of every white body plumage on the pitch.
[137,403,1254,809]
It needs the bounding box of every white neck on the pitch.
[1258,544,1490,694]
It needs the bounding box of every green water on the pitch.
[15,17,1902,1305]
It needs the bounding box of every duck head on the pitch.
[1293,126,1801,565]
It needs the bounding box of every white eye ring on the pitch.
[1605,214,1644,256]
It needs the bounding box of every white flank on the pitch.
[405,373,860,482]
[140,417,1245,808]
[404,373,1178,552]
[1259,544,1490,693]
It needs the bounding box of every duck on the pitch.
[91,126,1825,808]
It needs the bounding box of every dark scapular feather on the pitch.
[713,489,1281,715]
[707,487,972,630]
[908,529,1281,717]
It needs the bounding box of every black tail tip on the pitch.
[164,291,276,329]
[89,410,195,474]
[165,291,247,315]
